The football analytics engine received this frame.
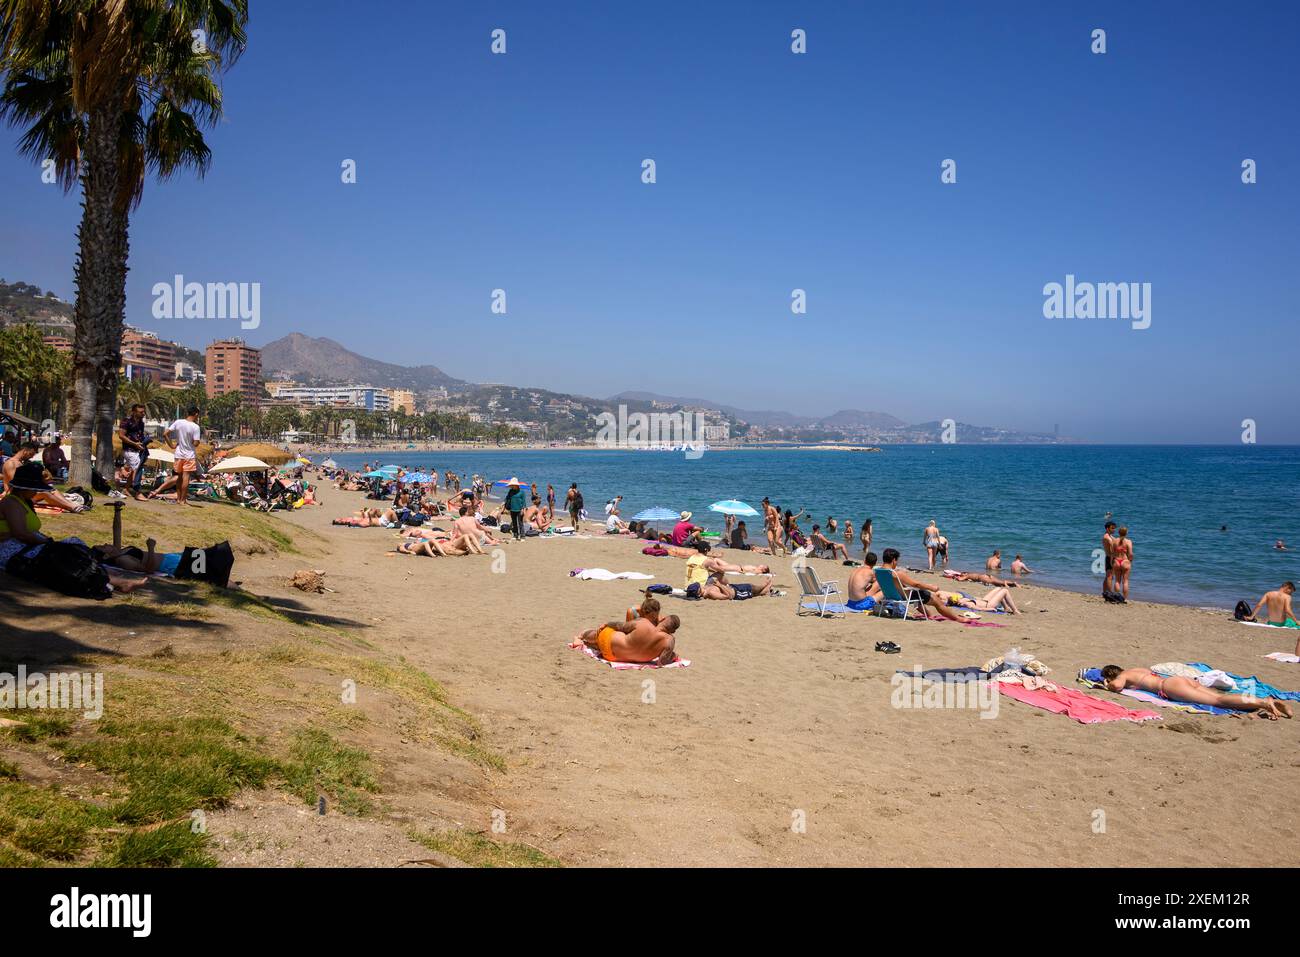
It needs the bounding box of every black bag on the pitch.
[572,492,584,511]
[90,471,111,495]
[7,540,112,600]
[645,584,672,595]
[1234,600,1255,622]
[175,541,235,588]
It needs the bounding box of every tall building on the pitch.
[122,327,175,372]
[205,338,262,401]
[387,388,415,415]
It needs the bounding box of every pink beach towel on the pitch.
[569,642,690,670]
[996,682,1159,724]
[921,614,1006,628]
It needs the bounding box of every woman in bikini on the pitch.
[1101,666,1292,719]
[860,517,873,560]
[1111,526,1133,603]
[938,587,1021,615]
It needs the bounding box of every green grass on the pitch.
[60,716,280,824]
[3,713,73,743]
[280,728,379,816]
[0,780,115,863]
[410,828,562,868]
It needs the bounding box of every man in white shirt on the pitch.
[164,406,202,506]
[605,495,628,533]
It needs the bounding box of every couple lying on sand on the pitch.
[1101,666,1293,720]
[576,597,681,665]
[393,506,505,556]
[847,549,1021,620]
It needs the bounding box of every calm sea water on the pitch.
[326,445,1300,609]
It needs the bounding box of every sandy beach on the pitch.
[263,485,1300,867]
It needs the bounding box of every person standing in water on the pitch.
[860,518,873,559]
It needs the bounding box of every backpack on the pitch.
[90,471,111,494]
[1233,600,1254,622]
[66,485,93,509]
[7,540,112,600]
[175,541,236,588]
[572,492,584,510]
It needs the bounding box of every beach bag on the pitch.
[881,600,908,619]
[645,584,672,595]
[685,582,702,599]
[90,471,111,494]
[642,546,669,556]
[1233,600,1254,622]
[66,485,93,509]
[175,541,235,588]
[8,540,111,600]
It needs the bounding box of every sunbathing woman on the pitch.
[695,542,770,575]
[333,507,386,527]
[938,587,1021,615]
[1101,665,1292,719]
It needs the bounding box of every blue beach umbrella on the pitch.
[631,506,682,522]
[708,499,760,518]
[363,470,391,479]
[405,472,433,483]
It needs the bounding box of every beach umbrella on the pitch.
[227,442,296,466]
[210,456,272,473]
[321,458,337,468]
[147,448,175,464]
[406,471,433,483]
[708,499,760,517]
[363,469,391,479]
[631,506,682,522]
[296,456,313,465]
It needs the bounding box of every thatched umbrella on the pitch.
[227,442,295,466]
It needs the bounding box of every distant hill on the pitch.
[261,333,469,391]
[0,279,74,333]
[611,391,904,431]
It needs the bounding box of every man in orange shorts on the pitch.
[164,405,203,507]
[578,615,680,665]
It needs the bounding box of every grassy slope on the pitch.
[0,503,556,868]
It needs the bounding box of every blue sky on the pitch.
[3,0,1298,442]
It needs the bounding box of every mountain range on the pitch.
[261,333,468,392]
[610,391,906,431]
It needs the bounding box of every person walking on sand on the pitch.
[762,498,784,556]
[162,406,202,507]
[923,520,941,570]
[1111,526,1133,603]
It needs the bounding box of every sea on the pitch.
[324,445,1300,610]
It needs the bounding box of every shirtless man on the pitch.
[578,615,680,665]
[453,505,500,546]
[985,549,1002,573]
[942,569,1019,588]
[878,548,967,622]
[1101,665,1292,720]
[846,552,880,610]
[523,496,551,533]
[700,567,773,600]
[1250,582,1299,653]
[811,524,850,560]
[1010,554,1034,575]
[694,542,770,575]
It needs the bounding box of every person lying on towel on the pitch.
[578,615,680,665]
[1101,665,1293,720]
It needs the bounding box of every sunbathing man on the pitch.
[846,551,880,610]
[878,548,967,622]
[578,615,680,664]
[453,504,501,546]
[694,542,770,575]
[700,568,773,601]
[1100,665,1293,720]
[937,587,1021,615]
[811,524,850,560]
[942,568,1019,588]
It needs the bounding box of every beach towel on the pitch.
[1077,668,1233,715]
[1186,662,1300,701]
[801,600,864,614]
[570,642,690,670]
[569,568,654,581]
[920,614,1006,627]
[996,681,1159,724]
[1264,652,1300,663]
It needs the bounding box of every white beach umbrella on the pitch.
[209,455,271,473]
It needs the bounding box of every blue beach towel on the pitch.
[1187,662,1300,701]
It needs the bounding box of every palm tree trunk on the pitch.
[68,101,130,487]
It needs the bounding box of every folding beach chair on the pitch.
[796,564,841,617]
[874,567,926,621]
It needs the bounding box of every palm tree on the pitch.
[0,0,248,485]
[118,374,167,418]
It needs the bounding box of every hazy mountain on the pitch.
[610,391,904,431]
[261,333,469,391]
